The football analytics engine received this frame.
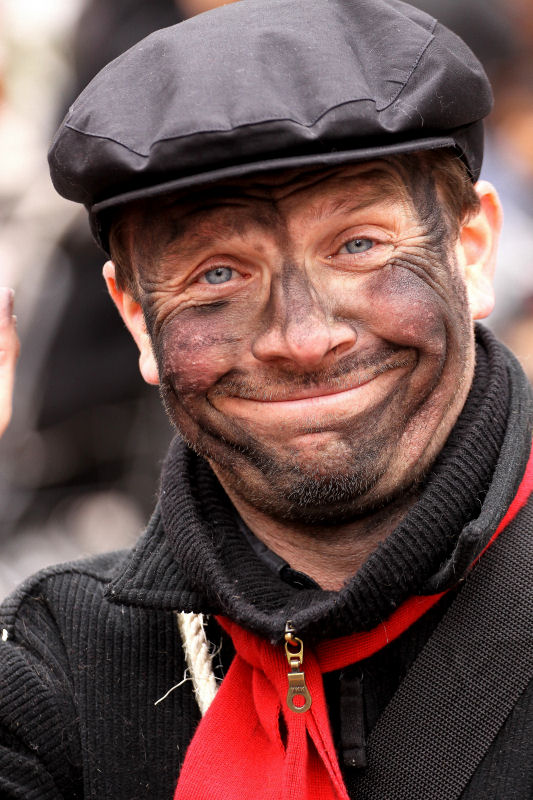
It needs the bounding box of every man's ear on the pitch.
[455,180,503,320]
[103,261,159,385]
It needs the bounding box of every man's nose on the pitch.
[251,269,356,369]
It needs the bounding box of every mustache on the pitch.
[209,345,416,401]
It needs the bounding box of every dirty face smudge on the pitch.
[136,159,475,523]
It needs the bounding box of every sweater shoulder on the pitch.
[0,553,130,797]
[0,549,130,638]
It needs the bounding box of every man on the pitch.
[1,0,533,798]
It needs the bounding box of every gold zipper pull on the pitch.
[284,621,312,713]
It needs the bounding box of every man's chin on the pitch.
[211,447,391,525]
[172,404,400,523]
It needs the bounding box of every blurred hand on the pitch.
[0,288,19,437]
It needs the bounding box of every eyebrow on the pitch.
[158,165,405,263]
[320,168,405,215]
[157,206,277,268]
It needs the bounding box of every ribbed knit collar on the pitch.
[106,326,533,644]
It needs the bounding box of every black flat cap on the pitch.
[48,0,493,252]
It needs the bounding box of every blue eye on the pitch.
[202,266,234,284]
[340,238,374,254]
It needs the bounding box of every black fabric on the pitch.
[326,588,460,783]
[0,512,532,798]
[2,525,533,800]
[349,498,533,800]
[0,555,197,799]
[47,0,493,252]
[0,330,532,799]
[338,668,367,768]
[238,516,321,590]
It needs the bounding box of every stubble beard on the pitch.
[212,434,395,525]
[159,375,415,525]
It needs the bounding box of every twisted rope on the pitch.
[176,612,219,716]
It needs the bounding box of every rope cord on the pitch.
[176,612,219,716]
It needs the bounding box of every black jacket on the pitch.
[1,328,532,799]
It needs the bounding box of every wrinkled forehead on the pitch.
[131,160,415,230]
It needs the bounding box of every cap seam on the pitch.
[379,17,438,113]
[63,58,450,162]
[65,96,382,158]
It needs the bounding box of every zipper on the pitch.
[284,620,312,713]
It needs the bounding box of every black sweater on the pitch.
[0,326,532,799]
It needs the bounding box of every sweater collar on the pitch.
[106,326,533,644]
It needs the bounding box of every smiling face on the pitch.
[107,154,499,524]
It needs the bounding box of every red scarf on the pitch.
[174,446,533,800]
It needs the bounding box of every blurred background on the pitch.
[0,0,532,599]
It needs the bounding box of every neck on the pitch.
[218,482,420,590]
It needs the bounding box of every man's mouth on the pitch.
[209,352,417,430]
[210,353,417,403]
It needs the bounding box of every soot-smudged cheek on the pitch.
[155,311,245,397]
[365,265,450,353]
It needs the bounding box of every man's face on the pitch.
[130,160,482,523]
